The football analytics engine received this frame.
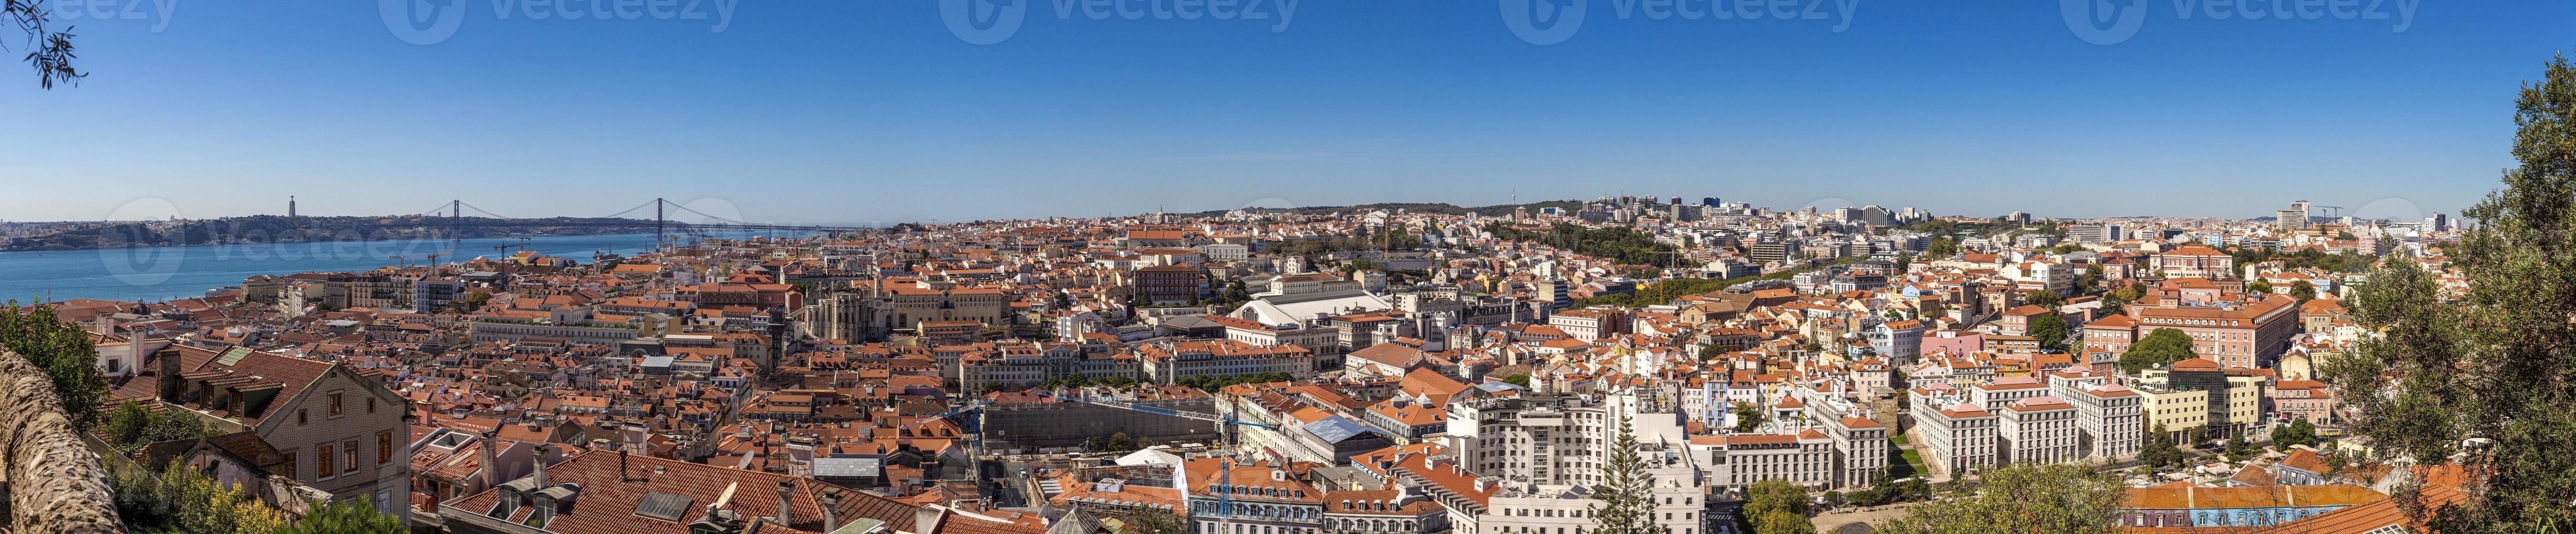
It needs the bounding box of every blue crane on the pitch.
[1022,389,1285,531]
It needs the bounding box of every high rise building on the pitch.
[2068,223,2125,244]
[2276,201,2312,230]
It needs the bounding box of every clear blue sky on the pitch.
[3,1,2567,225]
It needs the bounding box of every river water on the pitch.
[0,232,792,304]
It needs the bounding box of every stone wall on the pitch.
[0,348,121,533]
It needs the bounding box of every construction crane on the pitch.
[493,236,533,253]
[1023,390,1281,534]
[895,398,997,463]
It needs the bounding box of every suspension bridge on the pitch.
[384,198,879,247]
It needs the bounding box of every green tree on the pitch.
[2288,280,2317,301]
[1872,463,2124,534]
[1501,374,1531,388]
[114,459,291,534]
[275,499,403,534]
[2247,280,2273,295]
[2222,434,2254,462]
[2139,422,2182,470]
[1732,402,1767,433]
[1,300,107,428]
[1698,344,1724,360]
[2317,53,2576,532]
[1743,480,1811,534]
[1086,432,1139,452]
[1586,417,1660,534]
[5,0,83,88]
[105,400,153,446]
[1925,237,1959,258]
[2021,289,2065,308]
[2116,328,2197,373]
[2027,313,2071,352]
[1755,509,1815,534]
[2271,418,2318,448]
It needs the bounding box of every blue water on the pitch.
[0,232,794,304]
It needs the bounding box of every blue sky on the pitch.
[2,1,2566,225]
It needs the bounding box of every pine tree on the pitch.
[1586,417,1660,534]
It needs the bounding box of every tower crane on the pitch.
[1022,389,1286,534]
[494,236,533,253]
[894,398,997,466]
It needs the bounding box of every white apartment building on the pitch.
[1969,376,2052,412]
[1691,432,1835,494]
[1911,384,1998,475]
[1546,309,1620,342]
[1792,384,1891,489]
[1442,393,1618,485]
[2051,371,2144,460]
[1998,396,2079,465]
[1465,400,1708,534]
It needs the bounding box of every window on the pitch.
[367,398,377,413]
[343,440,359,474]
[317,445,336,480]
[298,409,308,425]
[378,433,394,464]
[282,451,297,479]
[329,392,345,415]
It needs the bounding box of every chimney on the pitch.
[820,492,841,533]
[775,478,797,527]
[156,348,181,400]
[480,432,501,489]
[532,444,551,489]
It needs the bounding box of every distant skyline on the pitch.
[7,2,2563,225]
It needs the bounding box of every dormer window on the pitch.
[489,486,522,519]
[530,494,558,527]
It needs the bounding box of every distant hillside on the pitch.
[2,215,668,251]
[1181,199,1586,219]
